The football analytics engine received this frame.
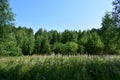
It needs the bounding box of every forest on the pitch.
[0,0,120,80]
[0,0,120,56]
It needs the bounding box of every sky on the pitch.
[10,0,113,32]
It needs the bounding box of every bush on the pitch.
[64,42,78,55]
[52,42,65,54]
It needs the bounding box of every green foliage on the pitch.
[101,12,120,54]
[0,26,22,56]
[34,35,43,54]
[86,32,104,55]
[77,31,91,54]
[101,12,116,31]
[61,30,78,43]
[52,42,65,54]
[49,30,61,44]
[64,42,78,55]
[0,0,22,56]
[78,31,91,45]
[0,0,120,55]
[1,25,120,55]
[77,44,85,54]
[40,38,51,54]
[0,0,14,26]
[15,27,35,55]
[0,55,120,80]
[34,29,51,54]
[77,31,104,55]
[52,42,78,55]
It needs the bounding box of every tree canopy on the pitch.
[0,0,120,56]
[0,0,14,26]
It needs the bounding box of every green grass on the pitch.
[0,55,120,80]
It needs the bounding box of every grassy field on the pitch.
[0,55,120,80]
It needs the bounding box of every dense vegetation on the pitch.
[0,0,120,80]
[0,14,120,56]
[0,55,120,80]
[0,0,120,56]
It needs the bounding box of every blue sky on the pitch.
[10,0,113,32]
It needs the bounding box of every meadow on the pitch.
[0,55,120,80]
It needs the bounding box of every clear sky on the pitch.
[10,0,113,32]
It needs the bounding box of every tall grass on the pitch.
[0,55,120,80]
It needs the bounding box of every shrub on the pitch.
[52,42,65,54]
[64,42,78,55]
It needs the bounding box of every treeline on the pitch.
[0,12,120,56]
[0,0,120,56]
